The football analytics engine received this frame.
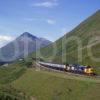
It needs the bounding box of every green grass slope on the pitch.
[31,10,100,71]
[0,85,29,100]
[12,68,100,100]
[0,61,100,100]
[0,61,30,100]
[0,61,26,84]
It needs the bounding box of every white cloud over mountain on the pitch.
[0,35,15,48]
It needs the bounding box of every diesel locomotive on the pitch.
[38,61,96,75]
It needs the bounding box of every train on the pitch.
[38,61,96,75]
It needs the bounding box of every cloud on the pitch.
[23,18,36,21]
[23,17,56,25]
[32,0,59,8]
[0,35,14,41]
[0,35,15,48]
[47,19,56,24]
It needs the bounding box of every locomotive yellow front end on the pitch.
[84,66,94,75]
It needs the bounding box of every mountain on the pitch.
[0,32,51,62]
[32,10,100,68]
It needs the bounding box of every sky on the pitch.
[0,0,100,47]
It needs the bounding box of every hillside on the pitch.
[0,61,30,100]
[0,32,51,63]
[32,10,100,69]
[12,68,100,100]
[0,61,99,100]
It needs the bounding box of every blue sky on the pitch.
[0,0,100,47]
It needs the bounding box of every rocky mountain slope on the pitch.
[0,32,51,62]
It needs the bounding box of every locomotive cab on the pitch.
[84,66,94,75]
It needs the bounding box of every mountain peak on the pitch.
[21,32,33,36]
[20,32,37,40]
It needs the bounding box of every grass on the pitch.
[0,61,26,84]
[0,85,29,100]
[12,68,100,100]
[0,60,100,100]
[0,61,29,100]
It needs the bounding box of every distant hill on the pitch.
[32,10,100,68]
[0,32,51,62]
